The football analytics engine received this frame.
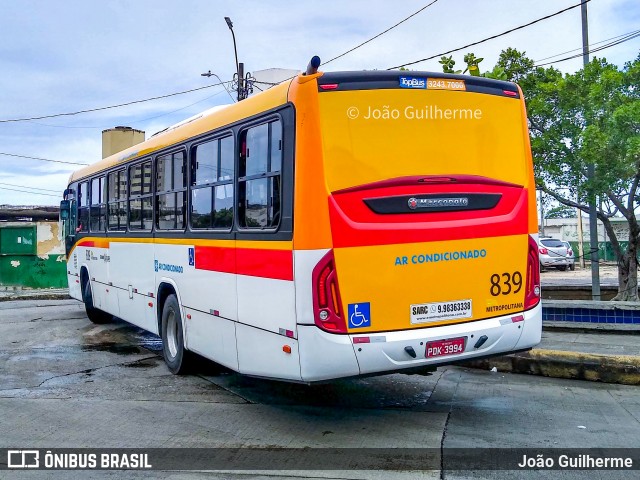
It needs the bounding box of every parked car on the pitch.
[538,237,575,271]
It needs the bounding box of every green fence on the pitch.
[566,241,634,263]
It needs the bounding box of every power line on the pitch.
[535,30,640,66]
[0,80,229,124]
[535,28,640,62]
[323,0,440,66]
[0,152,89,166]
[0,186,60,197]
[387,0,591,70]
[25,86,233,130]
[0,182,59,192]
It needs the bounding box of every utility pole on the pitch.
[539,190,545,236]
[577,206,586,268]
[238,62,245,102]
[582,1,601,300]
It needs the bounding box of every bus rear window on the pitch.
[318,88,528,192]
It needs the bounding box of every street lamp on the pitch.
[224,16,247,101]
[200,70,235,103]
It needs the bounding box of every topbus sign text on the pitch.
[399,76,426,89]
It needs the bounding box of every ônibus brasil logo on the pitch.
[399,76,426,89]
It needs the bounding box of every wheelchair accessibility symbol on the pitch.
[348,302,371,329]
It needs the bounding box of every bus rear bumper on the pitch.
[298,303,542,381]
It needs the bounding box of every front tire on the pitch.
[83,279,112,324]
[161,294,193,374]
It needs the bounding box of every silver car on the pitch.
[538,237,575,271]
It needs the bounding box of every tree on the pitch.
[495,50,640,300]
[439,54,506,80]
[545,204,576,220]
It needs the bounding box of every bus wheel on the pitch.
[161,294,193,375]
[82,279,112,324]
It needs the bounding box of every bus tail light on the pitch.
[312,250,346,334]
[525,235,541,309]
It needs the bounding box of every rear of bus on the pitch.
[290,71,541,381]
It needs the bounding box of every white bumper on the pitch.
[298,303,542,382]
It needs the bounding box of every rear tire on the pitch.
[161,294,193,375]
[569,264,575,271]
[83,279,113,324]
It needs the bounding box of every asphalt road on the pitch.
[1,299,639,479]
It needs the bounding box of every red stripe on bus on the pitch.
[194,246,236,274]
[328,188,529,248]
[332,175,523,195]
[195,246,293,281]
[236,248,293,281]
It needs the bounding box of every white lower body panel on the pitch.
[298,303,542,382]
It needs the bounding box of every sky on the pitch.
[0,0,638,206]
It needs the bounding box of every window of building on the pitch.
[128,160,153,231]
[156,151,186,230]
[239,120,282,229]
[190,136,234,229]
[77,181,89,232]
[107,169,127,231]
[89,176,106,232]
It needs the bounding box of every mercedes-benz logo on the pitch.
[408,197,418,209]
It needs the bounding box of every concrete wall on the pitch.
[0,221,67,288]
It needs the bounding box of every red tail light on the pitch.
[312,250,346,334]
[526,235,541,309]
[538,247,548,255]
[568,248,573,256]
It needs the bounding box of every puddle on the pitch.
[81,343,143,355]
[123,358,159,368]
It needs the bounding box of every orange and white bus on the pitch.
[60,60,541,382]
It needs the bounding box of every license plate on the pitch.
[425,337,466,358]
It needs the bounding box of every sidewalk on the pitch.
[2,286,639,385]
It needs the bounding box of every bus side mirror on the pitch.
[60,200,70,220]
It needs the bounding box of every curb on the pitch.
[463,349,640,386]
[0,293,71,302]
[543,321,640,333]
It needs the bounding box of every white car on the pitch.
[538,237,575,271]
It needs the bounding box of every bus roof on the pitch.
[317,71,520,97]
[69,79,293,183]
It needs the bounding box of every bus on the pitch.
[60,59,541,382]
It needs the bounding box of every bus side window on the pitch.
[77,181,89,233]
[190,136,234,230]
[129,160,153,231]
[156,151,186,230]
[90,176,106,232]
[108,169,127,231]
[239,120,282,229]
